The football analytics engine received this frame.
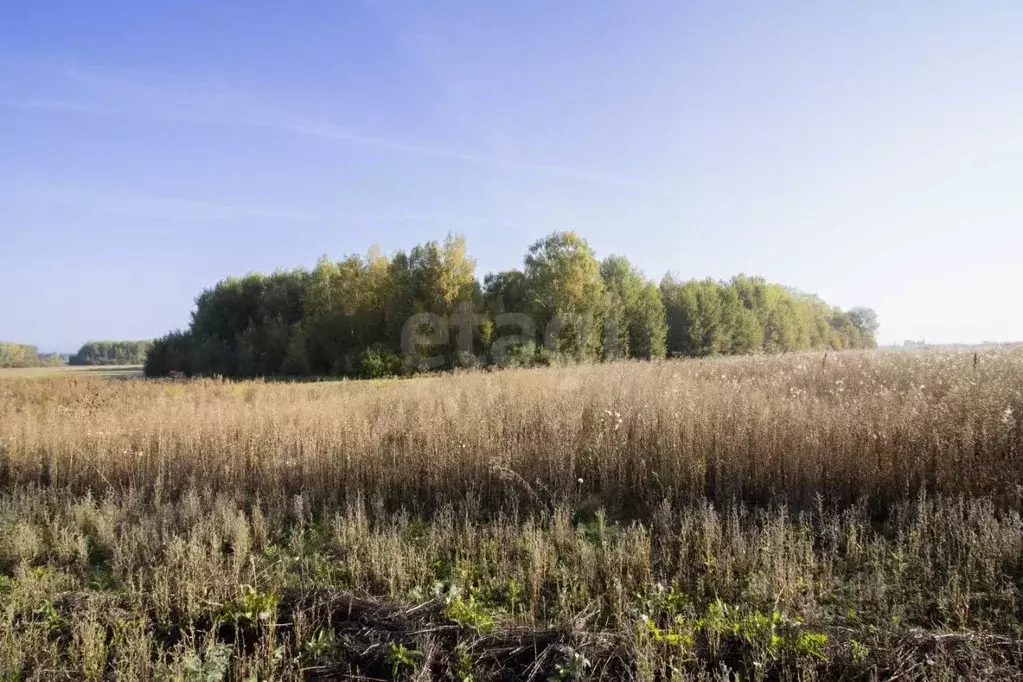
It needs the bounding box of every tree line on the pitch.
[70,341,152,366]
[145,232,879,378]
[0,343,66,369]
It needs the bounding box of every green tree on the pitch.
[633,282,669,359]
[661,277,728,357]
[0,342,46,368]
[524,232,606,360]
[827,309,862,350]
[70,341,152,366]
[600,256,666,360]
[281,323,311,376]
[144,331,196,377]
[848,307,880,348]
[483,270,528,315]
[305,255,380,375]
[387,235,479,368]
[719,285,764,354]
[145,232,880,377]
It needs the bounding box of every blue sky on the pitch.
[1,1,1021,350]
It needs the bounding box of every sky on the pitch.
[1,1,1021,351]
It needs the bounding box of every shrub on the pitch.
[143,331,195,377]
[357,346,403,379]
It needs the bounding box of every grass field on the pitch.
[1,349,1022,680]
[0,364,143,379]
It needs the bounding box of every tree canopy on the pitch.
[0,343,65,369]
[145,232,878,378]
[523,232,606,360]
[70,340,152,366]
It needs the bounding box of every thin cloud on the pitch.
[2,61,664,196]
[15,184,329,222]
[0,97,118,116]
[266,117,659,192]
[11,182,497,228]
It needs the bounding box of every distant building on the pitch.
[904,340,927,349]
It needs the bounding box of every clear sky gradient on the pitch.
[1,1,1020,350]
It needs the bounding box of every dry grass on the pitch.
[3,349,1021,511]
[1,349,1022,679]
[0,365,143,380]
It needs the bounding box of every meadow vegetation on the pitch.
[1,348,1021,679]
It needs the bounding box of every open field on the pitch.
[0,365,143,380]
[1,349,1022,679]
